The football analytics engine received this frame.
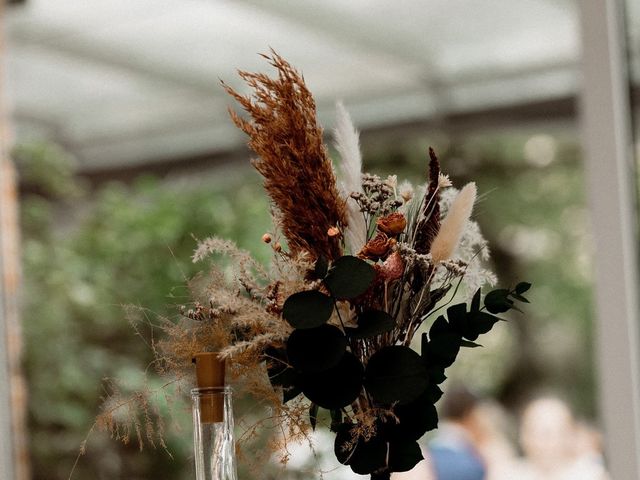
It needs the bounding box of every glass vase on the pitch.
[191,386,237,480]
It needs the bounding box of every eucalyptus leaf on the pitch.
[314,256,329,279]
[515,282,532,294]
[300,352,364,409]
[283,385,301,403]
[334,425,387,475]
[468,311,502,336]
[287,324,346,373]
[365,346,428,404]
[324,255,376,299]
[427,366,446,385]
[264,347,297,389]
[282,290,334,329]
[349,436,388,475]
[330,409,343,432]
[388,439,423,472]
[389,391,439,440]
[429,316,451,339]
[334,423,355,465]
[424,333,462,368]
[447,303,469,336]
[309,403,319,431]
[484,289,513,314]
[424,383,444,403]
[471,288,481,312]
[511,293,530,303]
[347,310,395,339]
[461,339,483,348]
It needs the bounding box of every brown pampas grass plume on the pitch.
[430,182,477,263]
[222,50,346,261]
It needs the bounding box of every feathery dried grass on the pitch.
[222,51,346,261]
[430,182,477,263]
[334,101,367,254]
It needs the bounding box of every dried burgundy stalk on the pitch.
[222,51,346,261]
[413,148,442,254]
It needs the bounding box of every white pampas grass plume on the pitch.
[334,101,367,253]
[430,182,477,263]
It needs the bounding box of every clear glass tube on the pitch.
[191,387,237,480]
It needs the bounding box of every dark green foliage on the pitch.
[348,436,388,475]
[424,332,462,368]
[282,290,334,329]
[424,285,530,371]
[298,352,364,409]
[424,383,444,403]
[388,391,439,440]
[265,347,297,388]
[388,440,423,472]
[313,256,329,279]
[484,289,513,314]
[364,346,428,405]
[308,403,319,431]
[334,423,387,475]
[329,409,343,432]
[264,347,300,402]
[333,423,354,465]
[346,310,395,339]
[287,325,347,373]
[283,385,302,403]
[324,255,376,299]
[273,258,530,479]
[484,285,531,314]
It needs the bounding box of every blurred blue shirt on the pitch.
[427,424,486,480]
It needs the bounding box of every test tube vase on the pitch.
[191,386,237,480]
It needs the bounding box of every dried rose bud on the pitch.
[262,233,272,243]
[327,226,341,238]
[359,232,391,260]
[380,251,404,281]
[376,212,407,236]
[273,242,282,252]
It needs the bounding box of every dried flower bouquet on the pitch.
[160,52,529,479]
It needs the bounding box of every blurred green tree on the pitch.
[17,143,272,480]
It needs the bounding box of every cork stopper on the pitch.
[193,352,226,423]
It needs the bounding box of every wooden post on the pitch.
[0,0,29,478]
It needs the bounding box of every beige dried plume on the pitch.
[429,182,477,263]
[334,101,367,254]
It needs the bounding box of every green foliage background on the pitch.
[18,143,273,479]
[16,130,595,479]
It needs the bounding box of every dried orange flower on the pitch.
[376,212,407,236]
[327,226,341,238]
[359,232,391,260]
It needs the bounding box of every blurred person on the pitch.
[424,385,487,480]
[471,401,519,480]
[512,396,610,480]
[567,421,610,480]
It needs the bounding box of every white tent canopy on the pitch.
[5,0,579,170]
